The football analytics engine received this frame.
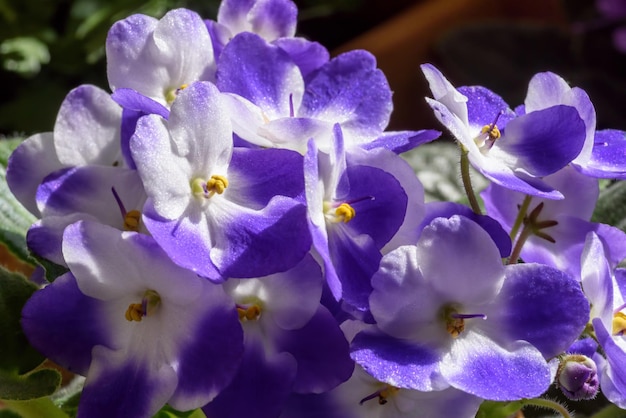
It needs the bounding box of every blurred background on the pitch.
[1,0,626,136]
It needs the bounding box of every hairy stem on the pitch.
[460,147,482,215]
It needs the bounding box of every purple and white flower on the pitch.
[21,220,244,418]
[352,215,589,399]
[421,63,587,199]
[130,80,311,281]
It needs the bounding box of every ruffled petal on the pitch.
[36,166,145,224]
[202,340,297,418]
[494,105,586,176]
[416,215,505,306]
[275,306,354,393]
[577,129,626,179]
[77,346,177,418]
[419,201,511,258]
[21,272,112,375]
[106,9,215,104]
[441,331,551,400]
[421,63,469,125]
[167,293,244,410]
[249,0,298,39]
[327,226,380,317]
[6,132,61,216]
[486,263,589,359]
[457,85,515,130]
[216,32,303,119]
[351,330,445,391]
[227,147,305,206]
[593,318,626,405]
[300,50,392,144]
[130,115,193,220]
[273,37,329,78]
[54,85,123,167]
[361,129,440,154]
[370,245,446,343]
[210,196,311,278]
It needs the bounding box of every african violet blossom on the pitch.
[203,254,353,418]
[279,364,483,418]
[7,84,124,216]
[217,32,402,153]
[5,84,146,266]
[522,71,626,179]
[21,220,244,417]
[352,215,589,400]
[106,8,215,110]
[580,231,626,407]
[206,0,330,77]
[421,63,587,199]
[130,80,311,281]
[304,125,425,319]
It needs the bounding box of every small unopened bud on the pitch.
[556,354,599,400]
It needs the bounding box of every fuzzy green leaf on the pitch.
[0,265,43,374]
[592,180,626,231]
[0,368,61,400]
[0,137,37,267]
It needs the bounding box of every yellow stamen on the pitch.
[165,83,189,105]
[237,304,262,321]
[378,386,399,405]
[125,290,161,322]
[124,210,141,232]
[443,306,465,338]
[613,312,626,335]
[206,175,229,195]
[125,303,144,322]
[335,203,355,223]
[481,124,501,140]
[191,175,229,199]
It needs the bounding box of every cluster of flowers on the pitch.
[7,0,626,416]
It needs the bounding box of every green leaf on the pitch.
[0,37,50,76]
[2,396,69,418]
[402,141,488,203]
[0,265,43,374]
[0,368,61,400]
[0,137,37,267]
[592,180,626,231]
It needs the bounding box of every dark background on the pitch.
[1,0,625,137]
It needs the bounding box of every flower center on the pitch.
[165,83,189,105]
[323,201,356,223]
[359,384,399,406]
[441,305,486,338]
[474,112,503,152]
[191,174,229,199]
[237,303,262,321]
[612,311,626,335]
[125,289,161,322]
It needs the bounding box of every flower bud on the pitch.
[556,354,599,400]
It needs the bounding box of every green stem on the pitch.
[460,148,482,215]
[509,195,532,241]
[508,223,532,264]
[3,397,70,418]
[520,398,572,418]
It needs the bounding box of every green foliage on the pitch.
[0,265,42,374]
[0,368,61,400]
[0,137,36,266]
[592,180,626,231]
